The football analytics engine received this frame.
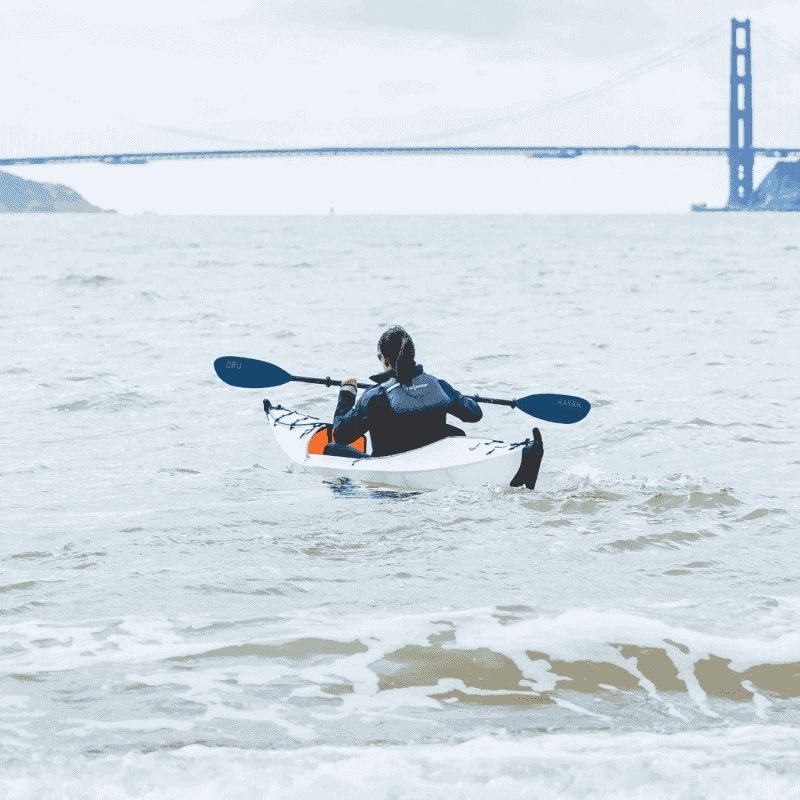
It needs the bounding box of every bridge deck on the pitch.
[1,145,799,167]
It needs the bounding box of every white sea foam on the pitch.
[2,603,797,744]
[3,728,800,800]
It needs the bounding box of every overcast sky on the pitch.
[2,0,799,212]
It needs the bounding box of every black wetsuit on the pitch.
[331,363,482,457]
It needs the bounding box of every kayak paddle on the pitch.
[214,356,590,424]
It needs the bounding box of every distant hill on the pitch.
[0,170,111,213]
[751,161,800,211]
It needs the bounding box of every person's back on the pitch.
[330,326,482,457]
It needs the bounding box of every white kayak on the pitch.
[263,399,543,491]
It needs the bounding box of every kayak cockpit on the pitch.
[263,399,369,459]
[307,424,368,459]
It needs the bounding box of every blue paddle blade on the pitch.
[516,393,591,424]
[214,357,293,388]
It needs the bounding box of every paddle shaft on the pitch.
[295,377,513,404]
[471,395,518,408]
[292,374,373,390]
[296,377,516,408]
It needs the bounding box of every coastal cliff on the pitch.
[0,170,110,213]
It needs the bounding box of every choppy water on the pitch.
[1,214,799,798]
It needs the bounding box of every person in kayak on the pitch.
[327,326,483,458]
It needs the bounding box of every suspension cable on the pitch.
[387,22,728,144]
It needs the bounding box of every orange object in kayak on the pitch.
[307,424,367,456]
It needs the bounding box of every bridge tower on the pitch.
[727,18,754,208]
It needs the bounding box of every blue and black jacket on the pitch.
[333,363,482,457]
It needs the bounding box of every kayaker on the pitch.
[328,326,483,458]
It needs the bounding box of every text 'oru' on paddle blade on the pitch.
[213,357,292,389]
[516,393,591,424]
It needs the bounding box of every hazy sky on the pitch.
[2,0,799,212]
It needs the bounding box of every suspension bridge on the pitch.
[2,18,799,211]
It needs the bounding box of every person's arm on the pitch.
[332,380,372,445]
[439,379,483,423]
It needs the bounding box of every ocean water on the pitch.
[1,214,799,798]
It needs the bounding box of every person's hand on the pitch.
[341,377,358,395]
[342,377,357,387]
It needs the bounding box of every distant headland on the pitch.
[0,170,112,213]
